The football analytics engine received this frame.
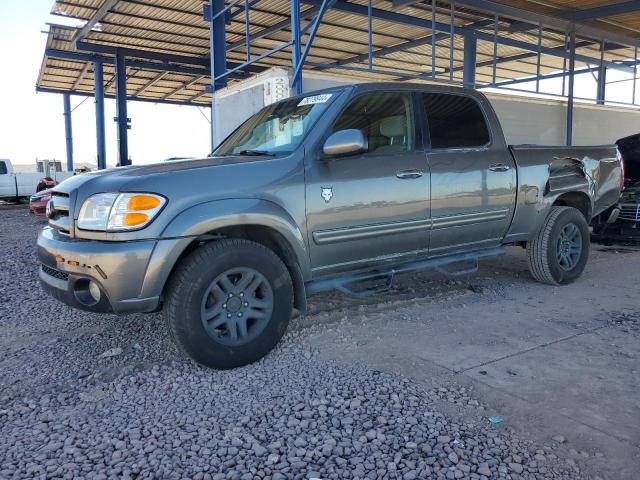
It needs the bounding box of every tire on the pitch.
[164,239,293,369]
[526,206,590,285]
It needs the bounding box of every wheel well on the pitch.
[166,225,307,314]
[552,192,592,221]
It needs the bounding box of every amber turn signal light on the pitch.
[124,212,149,226]
[128,195,161,211]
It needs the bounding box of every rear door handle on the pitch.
[489,163,510,172]
[396,169,423,179]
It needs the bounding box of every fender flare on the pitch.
[139,198,311,303]
[164,197,310,275]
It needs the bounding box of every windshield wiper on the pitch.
[238,149,276,157]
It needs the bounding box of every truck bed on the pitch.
[509,144,621,218]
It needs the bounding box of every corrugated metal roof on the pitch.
[37,0,639,106]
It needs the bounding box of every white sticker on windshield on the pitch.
[298,93,332,106]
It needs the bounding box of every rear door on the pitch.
[305,90,430,277]
[421,92,516,255]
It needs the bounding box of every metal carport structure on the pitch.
[36,0,640,170]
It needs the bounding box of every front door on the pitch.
[421,92,516,255]
[305,91,430,277]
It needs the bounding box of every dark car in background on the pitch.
[593,133,640,242]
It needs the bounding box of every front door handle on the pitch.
[396,169,423,179]
[489,163,510,172]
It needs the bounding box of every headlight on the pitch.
[32,192,51,201]
[77,193,166,231]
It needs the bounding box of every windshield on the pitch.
[213,92,337,156]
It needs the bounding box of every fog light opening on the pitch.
[74,279,102,307]
[89,281,101,302]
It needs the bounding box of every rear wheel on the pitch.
[164,239,293,369]
[527,206,590,285]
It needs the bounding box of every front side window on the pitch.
[333,92,413,155]
[214,93,336,156]
[423,93,490,149]
[0,162,7,175]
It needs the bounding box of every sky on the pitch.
[0,0,211,168]
[0,2,637,168]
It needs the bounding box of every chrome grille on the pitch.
[618,203,640,222]
[48,191,71,234]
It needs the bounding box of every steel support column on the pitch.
[94,61,107,170]
[463,36,477,87]
[566,31,576,146]
[207,0,227,151]
[63,94,73,172]
[291,0,303,95]
[114,52,130,166]
[209,0,227,89]
[597,65,607,105]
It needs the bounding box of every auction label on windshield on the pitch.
[298,93,332,106]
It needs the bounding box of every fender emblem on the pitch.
[321,187,333,203]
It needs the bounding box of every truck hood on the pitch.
[52,151,300,222]
[53,155,275,194]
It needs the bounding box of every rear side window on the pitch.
[0,162,7,175]
[422,93,490,149]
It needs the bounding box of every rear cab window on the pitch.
[422,93,490,149]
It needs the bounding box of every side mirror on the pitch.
[323,129,367,157]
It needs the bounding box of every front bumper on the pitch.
[37,227,163,314]
[30,200,48,217]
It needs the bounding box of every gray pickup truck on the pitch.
[37,83,623,368]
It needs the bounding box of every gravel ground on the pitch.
[0,205,584,479]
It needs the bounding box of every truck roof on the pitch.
[291,81,484,101]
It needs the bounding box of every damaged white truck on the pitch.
[37,83,624,368]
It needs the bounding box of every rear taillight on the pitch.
[618,149,625,191]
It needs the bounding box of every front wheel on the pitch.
[164,239,293,369]
[527,206,590,285]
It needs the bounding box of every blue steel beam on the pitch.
[46,47,261,80]
[463,35,477,87]
[206,0,227,152]
[291,0,337,89]
[75,40,264,76]
[301,0,635,73]
[393,0,640,47]
[63,94,74,172]
[333,19,494,67]
[134,71,168,96]
[114,53,130,166]
[72,0,119,44]
[205,0,228,89]
[94,61,107,170]
[566,31,576,146]
[597,66,607,105]
[46,48,211,76]
[37,87,211,107]
[227,5,321,52]
[77,40,209,66]
[72,63,91,90]
[559,1,640,22]
[490,66,597,88]
[597,40,607,105]
[291,0,303,95]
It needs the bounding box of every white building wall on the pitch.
[212,68,640,147]
[486,93,640,146]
